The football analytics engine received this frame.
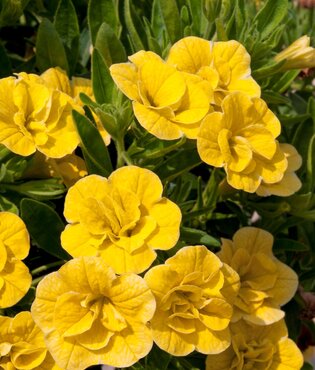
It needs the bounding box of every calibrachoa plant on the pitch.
[0,0,314,369]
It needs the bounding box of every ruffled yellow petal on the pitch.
[63,174,109,223]
[108,166,163,210]
[232,227,274,255]
[41,67,71,95]
[109,62,140,101]
[271,338,304,370]
[145,199,181,250]
[194,321,231,354]
[139,58,186,107]
[0,212,30,259]
[197,112,226,167]
[167,36,212,74]
[99,242,157,274]
[109,274,156,322]
[133,102,182,140]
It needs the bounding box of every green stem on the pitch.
[31,261,64,276]
[115,136,126,168]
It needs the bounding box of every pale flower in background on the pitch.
[275,35,315,70]
[206,319,303,370]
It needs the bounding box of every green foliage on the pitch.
[20,199,70,260]
[1,0,315,368]
[72,110,113,177]
[36,18,69,73]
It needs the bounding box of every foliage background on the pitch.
[0,0,314,369]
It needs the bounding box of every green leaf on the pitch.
[0,194,18,214]
[253,0,288,40]
[72,110,113,177]
[54,0,79,75]
[1,179,66,200]
[78,26,91,67]
[274,238,309,252]
[0,0,26,26]
[36,18,69,74]
[156,0,181,43]
[154,148,202,181]
[95,22,126,66]
[20,198,70,260]
[252,60,286,80]
[306,134,315,192]
[261,91,290,105]
[124,0,145,51]
[88,0,119,45]
[215,18,228,41]
[292,119,313,164]
[272,70,300,93]
[180,227,220,247]
[92,48,114,104]
[0,41,12,77]
[307,96,315,129]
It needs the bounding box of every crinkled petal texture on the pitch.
[217,227,298,325]
[0,73,80,158]
[0,212,31,308]
[166,36,260,106]
[0,311,62,370]
[144,245,240,356]
[197,92,288,193]
[206,319,303,370]
[31,256,156,370]
[110,50,210,140]
[256,143,302,197]
[61,166,181,274]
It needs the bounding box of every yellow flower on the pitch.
[197,92,288,193]
[23,152,87,188]
[31,256,156,369]
[144,245,240,356]
[61,166,182,274]
[0,311,61,370]
[41,67,110,146]
[0,74,80,158]
[110,50,210,140]
[275,35,315,70]
[166,36,260,106]
[0,212,31,308]
[256,143,302,197]
[217,227,298,325]
[206,319,304,370]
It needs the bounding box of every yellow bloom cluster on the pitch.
[0,212,31,308]
[61,166,182,273]
[31,256,155,369]
[110,36,302,195]
[206,319,304,370]
[0,73,80,158]
[144,245,240,356]
[0,311,60,369]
